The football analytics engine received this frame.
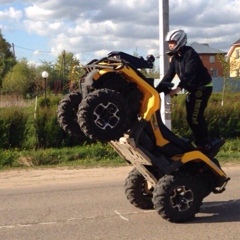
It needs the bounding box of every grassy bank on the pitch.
[0,139,239,170]
[0,142,126,170]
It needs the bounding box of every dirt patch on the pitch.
[0,164,239,190]
[0,166,133,189]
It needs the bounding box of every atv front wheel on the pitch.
[57,91,82,136]
[77,89,130,142]
[152,172,202,222]
[124,168,154,209]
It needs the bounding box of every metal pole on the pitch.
[44,77,47,106]
[41,71,49,107]
[159,0,171,129]
[159,0,169,79]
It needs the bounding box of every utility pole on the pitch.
[159,0,171,129]
[12,43,15,58]
[62,50,66,78]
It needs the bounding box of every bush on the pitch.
[171,93,240,140]
[0,95,92,149]
[0,149,18,167]
[0,108,29,148]
[0,93,239,150]
[34,98,87,149]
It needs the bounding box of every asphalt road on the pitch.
[0,165,239,240]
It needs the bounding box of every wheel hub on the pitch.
[94,102,120,130]
[170,186,194,212]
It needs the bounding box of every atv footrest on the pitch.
[212,177,231,194]
[111,137,153,166]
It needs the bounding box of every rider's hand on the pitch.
[169,87,181,97]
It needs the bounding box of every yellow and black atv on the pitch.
[57,51,230,223]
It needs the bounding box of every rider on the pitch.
[156,29,214,151]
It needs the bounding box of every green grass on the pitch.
[0,139,239,170]
[217,138,240,164]
[0,142,126,170]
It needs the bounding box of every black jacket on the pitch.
[161,46,212,92]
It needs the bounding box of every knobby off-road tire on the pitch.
[77,89,130,142]
[57,91,82,136]
[124,168,154,209]
[93,72,142,126]
[152,172,202,223]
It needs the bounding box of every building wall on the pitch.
[228,45,240,77]
[200,54,224,77]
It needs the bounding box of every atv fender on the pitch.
[116,65,160,121]
[178,151,230,193]
[181,150,227,178]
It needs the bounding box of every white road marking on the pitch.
[0,225,15,229]
[39,222,57,225]
[17,224,33,227]
[114,210,129,221]
[0,209,155,229]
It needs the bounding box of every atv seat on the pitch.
[154,109,196,158]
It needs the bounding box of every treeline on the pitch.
[0,93,239,150]
[0,31,160,98]
[0,30,87,97]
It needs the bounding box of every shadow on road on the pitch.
[193,199,240,223]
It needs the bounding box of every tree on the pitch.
[216,54,240,106]
[216,54,229,106]
[55,50,81,92]
[2,58,36,96]
[36,60,59,95]
[0,30,16,87]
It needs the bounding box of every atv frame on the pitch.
[57,51,230,222]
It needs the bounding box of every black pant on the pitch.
[185,86,212,146]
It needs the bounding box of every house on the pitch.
[190,42,240,92]
[188,42,227,77]
[227,39,240,77]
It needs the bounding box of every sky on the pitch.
[0,0,240,66]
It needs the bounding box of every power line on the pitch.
[13,44,52,53]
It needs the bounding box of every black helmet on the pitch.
[165,29,187,55]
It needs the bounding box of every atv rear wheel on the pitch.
[77,89,130,142]
[57,91,82,136]
[152,172,202,222]
[124,168,154,209]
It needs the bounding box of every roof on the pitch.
[187,42,226,54]
[227,39,240,57]
[233,39,240,45]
